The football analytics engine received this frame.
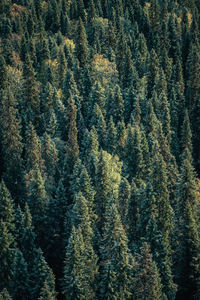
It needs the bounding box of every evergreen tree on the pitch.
[0,88,25,203]
[100,201,133,300]
[22,54,40,127]
[38,281,57,300]
[76,18,89,67]
[27,167,48,248]
[176,147,200,299]
[11,249,30,300]
[0,180,15,233]
[0,289,12,300]
[94,150,122,230]
[0,220,15,292]
[62,226,98,300]
[134,242,164,300]
[25,122,44,173]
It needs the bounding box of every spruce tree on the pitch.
[134,242,164,300]
[0,289,12,300]
[27,167,48,248]
[38,281,57,300]
[176,146,200,298]
[0,220,15,292]
[0,88,25,203]
[0,180,15,233]
[63,226,98,300]
[100,201,133,300]
[76,18,89,67]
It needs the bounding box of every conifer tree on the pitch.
[134,242,164,300]
[100,201,133,300]
[176,136,200,298]
[23,54,40,127]
[110,85,124,123]
[30,249,56,300]
[63,226,98,300]
[0,88,25,202]
[38,281,57,300]
[0,180,15,233]
[0,220,15,292]
[11,249,30,299]
[94,150,122,229]
[72,165,97,227]
[76,18,89,67]
[90,103,107,147]
[186,42,200,109]
[0,289,12,300]
[27,167,48,248]
[0,55,8,89]
[105,116,117,153]
[118,178,131,225]
[64,92,79,164]
[25,122,44,173]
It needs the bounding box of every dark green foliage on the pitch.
[134,242,164,300]
[0,220,15,292]
[62,226,98,300]
[176,144,200,298]
[1,1,200,298]
[100,201,133,299]
[76,18,89,67]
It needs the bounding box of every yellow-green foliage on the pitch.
[100,150,122,200]
[91,54,118,85]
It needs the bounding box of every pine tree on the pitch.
[38,281,57,300]
[25,122,44,173]
[41,133,58,193]
[27,167,48,248]
[22,54,40,127]
[81,126,100,180]
[30,249,56,300]
[72,165,97,227]
[11,249,30,300]
[0,55,8,89]
[62,226,98,300]
[109,85,124,123]
[125,125,145,180]
[176,146,200,299]
[105,116,117,153]
[181,110,193,159]
[94,150,122,230]
[100,201,133,300]
[0,180,15,233]
[186,42,200,109]
[0,220,15,291]
[90,103,107,147]
[146,141,176,299]
[0,289,12,300]
[76,18,89,67]
[72,192,93,241]
[118,177,131,224]
[64,92,79,164]
[0,87,25,203]
[134,242,164,300]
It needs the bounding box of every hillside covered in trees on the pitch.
[1,0,200,299]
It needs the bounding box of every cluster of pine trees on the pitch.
[1,0,200,299]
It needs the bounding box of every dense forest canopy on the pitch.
[0,0,200,299]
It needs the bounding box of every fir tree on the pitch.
[62,226,98,300]
[176,146,200,299]
[76,18,89,67]
[100,201,133,300]
[0,88,25,203]
[134,242,164,300]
